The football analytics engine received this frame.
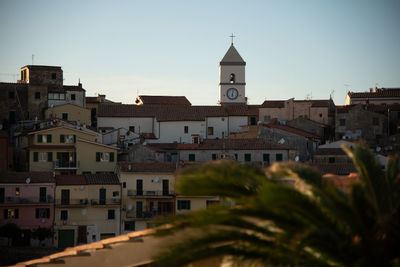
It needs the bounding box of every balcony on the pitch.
[126,210,174,220]
[0,195,54,205]
[55,198,89,207]
[53,160,80,170]
[90,198,121,206]
[127,190,176,198]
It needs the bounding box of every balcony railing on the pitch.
[0,195,54,205]
[126,210,174,220]
[53,160,80,170]
[127,190,176,197]
[55,198,89,206]
[90,198,121,205]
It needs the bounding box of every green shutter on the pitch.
[38,134,43,143]
[60,135,65,143]
[73,135,76,143]
[47,152,53,162]
[110,152,114,162]
[47,134,52,143]
[177,200,181,210]
[188,200,191,210]
[33,152,39,162]
[57,152,62,160]
[96,152,101,162]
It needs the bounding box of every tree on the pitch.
[154,145,400,266]
[0,223,22,246]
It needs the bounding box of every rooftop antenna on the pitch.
[32,54,35,65]
[229,33,236,45]
[330,90,335,99]
[344,84,351,93]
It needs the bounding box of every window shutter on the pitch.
[33,152,39,162]
[177,200,181,210]
[73,135,76,143]
[57,152,62,160]
[36,208,39,218]
[188,200,191,210]
[47,134,52,143]
[46,208,50,218]
[4,209,7,219]
[96,152,101,162]
[110,152,114,162]
[60,135,65,143]
[48,152,53,162]
[15,209,19,219]
[38,134,43,143]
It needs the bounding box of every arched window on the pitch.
[229,73,235,84]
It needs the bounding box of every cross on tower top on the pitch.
[229,33,236,45]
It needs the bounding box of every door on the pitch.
[99,188,106,205]
[136,180,143,196]
[0,188,4,203]
[58,230,74,248]
[40,187,47,203]
[158,201,173,215]
[162,180,169,196]
[77,226,87,244]
[61,189,70,205]
[136,201,143,218]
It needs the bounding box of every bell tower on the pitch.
[219,38,246,105]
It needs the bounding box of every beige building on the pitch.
[346,88,400,105]
[45,103,91,125]
[23,124,117,174]
[54,174,121,248]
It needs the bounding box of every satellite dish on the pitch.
[127,204,133,211]
[376,146,381,152]
[295,156,299,162]
[153,177,159,183]
[79,185,84,190]
[278,138,285,144]
[81,209,87,215]
[26,178,31,184]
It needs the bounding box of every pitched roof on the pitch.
[348,88,400,99]
[177,138,294,150]
[98,104,259,120]
[63,85,85,92]
[311,163,357,176]
[119,162,177,173]
[314,148,347,156]
[261,100,285,108]
[137,95,191,106]
[261,123,320,140]
[220,44,246,65]
[56,174,119,185]
[0,172,54,183]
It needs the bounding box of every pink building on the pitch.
[0,172,55,233]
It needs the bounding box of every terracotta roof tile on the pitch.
[63,85,85,92]
[261,123,320,140]
[311,163,357,175]
[261,100,285,108]
[0,172,55,183]
[348,88,400,99]
[177,138,294,150]
[56,175,86,185]
[137,95,191,106]
[314,148,347,156]
[85,173,119,184]
[119,162,177,172]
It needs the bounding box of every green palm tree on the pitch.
[154,145,400,266]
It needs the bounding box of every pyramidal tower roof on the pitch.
[220,44,246,66]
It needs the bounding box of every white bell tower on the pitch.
[219,36,246,105]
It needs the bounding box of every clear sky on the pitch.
[1,0,399,105]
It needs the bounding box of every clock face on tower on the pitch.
[227,88,238,100]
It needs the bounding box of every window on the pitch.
[250,117,257,125]
[264,116,271,122]
[62,113,68,120]
[15,188,20,196]
[38,152,48,162]
[373,117,379,126]
[51,73,57,80]
[124,221,135,231]
[319,113,323,117]
[82,171,91,174]
[129,126,135,132]
[48,93,66,100]
[206,200,220,208]
[208,127,214,135]
[60,134,76,144]
[35,92,40,99]
[263,153,270,163]
[71,94,76,100]
[112,191,119,197]
[9,91,15,99]
[234,154,238,160]
[244,154,251,162]
[212,154,217,160]
[122,182,126,188]
[60,210,68,220]
[229,73,235,83]
[9,111,16,124]
[184,126,189,133]
[96,152,115,162]
[339,119,346,126]
[47,152,53,162]
[177,200,191,210]
[329,157,335,163]
[33,152,39,162]
[4,208,19,219]
[37,134,52,143]
[188,154,195,161]
[192,136,199,144]
[36,208,50,218]
[276,153,283,161]
[108,210,115,219]
[61,189,70,205]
